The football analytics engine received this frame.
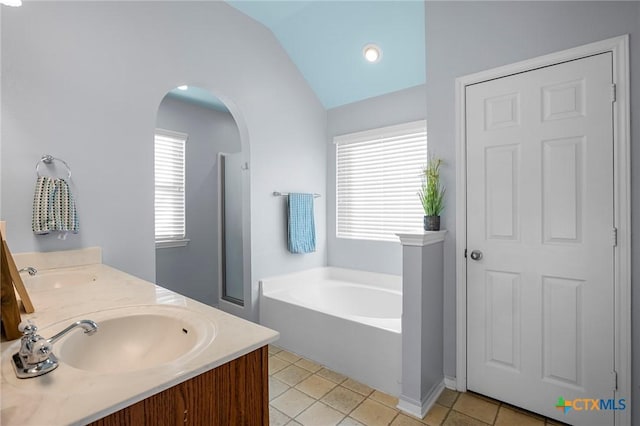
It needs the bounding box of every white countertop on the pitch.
[1,256,279,426]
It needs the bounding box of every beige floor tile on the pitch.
[269,345,283,355]
[322,386,366,414]
[494,406,545,426]
[287,421,303,426]
[297,401,346,426]
[342,378,374,396]
[443,411,490,426]
[350,399,399,426]
[295,374,338,399]
[370,390,399,408]
[499,403,547,421]
[466,393,499,405]
[276,350,303,363]
[545,420,570,426]
[437,389,460,408]
[270,356,291,375]
[295,357,323,373]
[274,364,313,386]
[317,367,348,384]
[391,413,424,426]
[422,403,449,426]
[270,376,291,401]
[272,388,316,419]
[545,419,571,426]
[339,418,367,426]
[270,406,292,426]
[452,393,499,424]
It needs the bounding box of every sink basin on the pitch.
[24,270,98,291]
[49,306,216,374]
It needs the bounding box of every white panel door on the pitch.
[466,53,614,425]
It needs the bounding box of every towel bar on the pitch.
[273,191,321,198]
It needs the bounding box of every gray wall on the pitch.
[424,0,639,406]
[155,96,241,307]
[327,84,427,275]
[0,1,327,320]
[0,7,2,219]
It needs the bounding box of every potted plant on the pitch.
[418,157,445,231]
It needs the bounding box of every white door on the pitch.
[466,53,614,425]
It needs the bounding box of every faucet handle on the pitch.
[18,320,38,336]
[33,339,53,358]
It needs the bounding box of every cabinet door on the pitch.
[89,346,268,426]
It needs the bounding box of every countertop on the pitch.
[1,250,279,426]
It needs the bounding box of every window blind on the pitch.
[335,120,427,242]
[155,129,187,243]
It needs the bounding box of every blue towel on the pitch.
[287,193,316,254]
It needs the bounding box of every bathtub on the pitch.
[259,267,402,396]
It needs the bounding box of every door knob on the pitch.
[470,250,483,261]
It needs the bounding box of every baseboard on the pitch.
[397,379,445,419]
[444,376,456,390]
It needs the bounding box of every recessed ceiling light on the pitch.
[1,0,22,6]
[177,85,188,91]
[363,44,382,63]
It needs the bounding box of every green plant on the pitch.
[418,157,445,216]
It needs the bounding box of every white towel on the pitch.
[32,176,79,235]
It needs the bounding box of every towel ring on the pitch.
[35,155,72,179]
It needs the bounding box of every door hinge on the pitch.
[612,227,618,247]
[611,370,618,391]
[611,84,617,103]
[464,249,468,258]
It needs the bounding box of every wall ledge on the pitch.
[14,247,102,271]
[396,230,447,247]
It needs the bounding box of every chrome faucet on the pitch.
[18,266,38,276]
[11,319,98,379]
[47,320,98,345]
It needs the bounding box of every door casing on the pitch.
[454,35,631,425]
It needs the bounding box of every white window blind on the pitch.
[335,120,427,242]
[155,129,187,246]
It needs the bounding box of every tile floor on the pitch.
[268,345,567,426]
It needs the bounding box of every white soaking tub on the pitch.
[259,267,402,396]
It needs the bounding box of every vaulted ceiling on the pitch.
[227,1,426,109]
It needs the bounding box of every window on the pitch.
[335,120,427,242]
[155,129,188,248]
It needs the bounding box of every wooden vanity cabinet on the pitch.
[89,346,268,426]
